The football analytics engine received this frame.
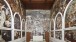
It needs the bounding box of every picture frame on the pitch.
[64,30,76,42]
[22,19,25,30]
[14,31,21,39]
[55,31,62,40]
[65,0,76,28]
[14,14,21,29]
[22,32,25,37]
[1,30,11,41]
[56,15,62,29]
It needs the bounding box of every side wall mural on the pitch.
[0,0,12,42]
[0,0,26,42]
[51,0,76,42]
[65,0,76,42]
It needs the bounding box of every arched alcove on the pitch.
[14,12,21,40]
[51,19,54,37]
[55,12,63,30]
[0,0,14,42]
[22,19,25,30]
[0,0,14,28]
[64,0,75,28]
[22,19,25,37]
[55,12,63,40]
[14,12,21,29]
[64,0,76,42]
[51,19,54,30]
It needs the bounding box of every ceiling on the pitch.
[21,0,55,9]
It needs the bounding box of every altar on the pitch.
[33,36,43,41]
[30,36,45,42]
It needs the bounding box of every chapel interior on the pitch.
[0,0,76,42]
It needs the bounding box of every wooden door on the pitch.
[26,32,31,42]
[45,32,49,42]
